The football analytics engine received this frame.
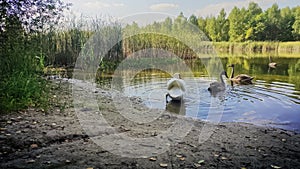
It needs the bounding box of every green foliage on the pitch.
[216,9,229,41]
[292,7,300,40]
[0,0,68,113]
[188,14,199,27]
[185,2,299,42]
[0,24,49,113]
[213,41,300,56]
[0,0,71,33]
[228,7,247,42]
[0,73,49,113]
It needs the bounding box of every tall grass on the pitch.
[213,41,300,57]
[0,19,48,113]
[0,73,48,112]
[39,16,123,68]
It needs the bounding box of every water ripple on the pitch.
[121,76,300,132]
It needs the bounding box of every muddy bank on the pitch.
[1,79,300,169]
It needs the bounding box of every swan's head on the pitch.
[228,64,235,68]
[173,73,181,79]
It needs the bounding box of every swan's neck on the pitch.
[230,67,234,79]
[220,73,225,84]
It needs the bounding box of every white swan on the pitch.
[269,56,277,68]
[166,73,186,103]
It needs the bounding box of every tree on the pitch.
[279,7,294,41]
[188,14,199,27]
[264,3,281,40]
[292,6,300,40]
[244,2,263,40]
[251,13,267,41]
[228,7,247,41]
[173,12,188,32]
[197,17,207,36]
[205,16,217,41]
[161,17,172,32]
[216,9,229,41]
[0,0,71,33]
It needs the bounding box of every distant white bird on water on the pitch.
[269,55,277,68]
[166,73,186,103]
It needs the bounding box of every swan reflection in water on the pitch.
[165,100,186,115]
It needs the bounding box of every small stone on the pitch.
[151,132,157,136]
[7,121,12,124]
[176,154,183,158]
[30,144,38,149]
[198,160,205,164]
[36,155,41,158]
[221,156,227,160]
[271,164,281,169]
[179,157,185,161]
[26,159,35,163]
[65,160,71,163]
[149,157,157,161]
[10,118,18,122]
[262,153,268,157]
[194,163,201,168]
[213,153,219,157]
[281,138,286,142]
[44,161,51,164]
[159,163,168,168]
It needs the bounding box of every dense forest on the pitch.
[184,2,300,42]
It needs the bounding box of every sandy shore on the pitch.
[1,79,300,169]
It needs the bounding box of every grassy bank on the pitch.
[0,23,49,113]
[213,41,300,57]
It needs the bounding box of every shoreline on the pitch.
[1,79,300,169]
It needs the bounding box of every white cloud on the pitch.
[112,3,125,7]
[84,1,125,9]
[150,3,179,11]
[195,0,284,17]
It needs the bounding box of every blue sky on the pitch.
[65,0,299,21]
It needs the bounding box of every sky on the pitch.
[64,0,299,24]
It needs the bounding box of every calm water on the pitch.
[98,56,300,132]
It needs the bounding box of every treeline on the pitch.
[130,2,300,42]
[195,3,300,42]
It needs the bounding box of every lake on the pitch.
[96,56,300,132]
